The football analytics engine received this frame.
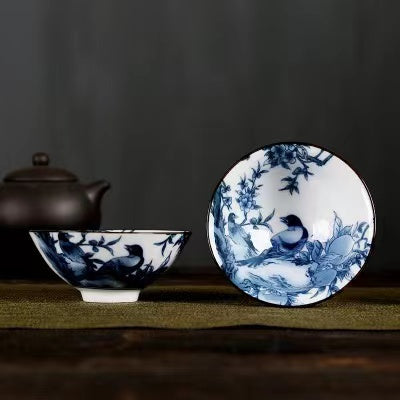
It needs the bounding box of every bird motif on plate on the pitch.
[237,214,309,267]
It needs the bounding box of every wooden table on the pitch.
[0,270,399,400]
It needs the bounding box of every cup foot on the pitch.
[78,288,140,303]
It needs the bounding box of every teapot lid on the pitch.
[4,153,78,182]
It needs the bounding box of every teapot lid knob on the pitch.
[33,152,49,166]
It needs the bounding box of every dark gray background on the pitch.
[0,1,398,273]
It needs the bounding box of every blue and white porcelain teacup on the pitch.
[30,230,191,302]
[207,142,375,306]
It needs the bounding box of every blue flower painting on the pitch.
[264,144,332,194]
[32,231,187,289]
[208,143,374,306]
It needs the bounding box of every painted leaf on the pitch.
[293,167,302,175]
[160,252,171,267]
[357,222,367,233]
[338,225,352,237]
[107,236,122,246]
[263,208,275,223]
[104,245,114,255]
[311,240,323,261]
[333,212,343,237]
[306,242,314,252]
[263,223,273,233]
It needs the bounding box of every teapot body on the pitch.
[0,153,110,279]
[0,182,101,229]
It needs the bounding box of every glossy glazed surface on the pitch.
[208,143,375,306]
[30,230,191,291]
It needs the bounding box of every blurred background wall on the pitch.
[0,0,398,272]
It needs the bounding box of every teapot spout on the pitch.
[85,180,110,206]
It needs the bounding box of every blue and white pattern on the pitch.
[30,230,191,290]
[263,144,333,194]
[208,143,375,306]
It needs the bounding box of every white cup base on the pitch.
[78,288,140,303]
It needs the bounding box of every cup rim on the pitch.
[30,229,192,235]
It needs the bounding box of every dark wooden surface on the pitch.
[0,328,399,400]
[0,272,399,400]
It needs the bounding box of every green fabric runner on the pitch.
[0,282,399,330]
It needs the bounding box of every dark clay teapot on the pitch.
[0,152,110,279]
[0,153,110,229]
[0,152,110,229]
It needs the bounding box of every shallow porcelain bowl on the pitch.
[207,142,375,306]
[30,230,191,302]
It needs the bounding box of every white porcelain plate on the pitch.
[207,143,375,306]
